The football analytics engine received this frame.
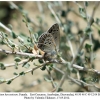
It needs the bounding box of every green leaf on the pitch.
[85,26,92,34]
[15,62,18,69]
[38,59,43,64]
[14,57,21,62]
[61,10,66,17]
[27,37,31,42]
[0,63,4,68]
[48,64,53,71]
[78,51,84,56]
[31,70,34,75]
[57,87,63,92]
[85,43,92,52]
[29,57,35,61]
[7,80,12,84]
[85,1,89,7]
[10,31,18,39]
[19,71,25,76]
[41,65,46,71]
[22,63,30,69]
[18,5,23,11]
[28,26,33,33]
[11,44,15,48]
[22,62,28,67]
[96,18,100,24]
[44,77,52,82]
[0,62,6,70]
[13,72,18,75]
[98,30,100,36]
[79,7,86,18]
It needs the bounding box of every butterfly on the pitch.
[37,23,60,58]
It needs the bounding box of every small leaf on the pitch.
[41,65,46,71]
[0,62,6,70]
[38,59,43,64]
[85,26,92,34]
[22,62,28,67]
[15,62,18,69]
[23,63,30,69]
[29,57,35,61]
[18,5,23,11]
[85,1,89,7]
[13,72,18,75]
[0,63,4,67]
[48,64,53,71]
[61,10,66,17]
[96,18,100,24]
[85,43,92,52]
[31,70,34,75]
[79,7,86,18]
[19,71,25,76]
[98,30,100,36]
[14,57,21,62]
[7,80,12,84]
[27,37,31,42]
[10,31,18,39]
[57,87,63,92]
[44,77,52,82]
[28,26,33,33]
[11,44,15,48]
[78,51,84,56]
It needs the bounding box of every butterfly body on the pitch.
[37,23,60,60]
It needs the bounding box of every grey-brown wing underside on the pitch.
[37,32,55,53]
[47,23,60,50]
[37,23,60,53]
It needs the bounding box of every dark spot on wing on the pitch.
[49,42,51,44]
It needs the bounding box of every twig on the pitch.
[0,61,50,84]
[68,40,75,58]
[0,22,24,43]
[68,75,100,91]
[83,2,88,23]
[37,1,44,13]
[8,1,39,27]
[0,48,42,58]
[71,2,100,30]
[4,59,29,68]
[46,67,56,88]
[48,3,61,25]
[0,22,11,33]
[88,2,100,67]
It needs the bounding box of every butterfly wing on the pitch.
[37,23,60,53]
[37,32,55,53]
[47,23,60,51]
